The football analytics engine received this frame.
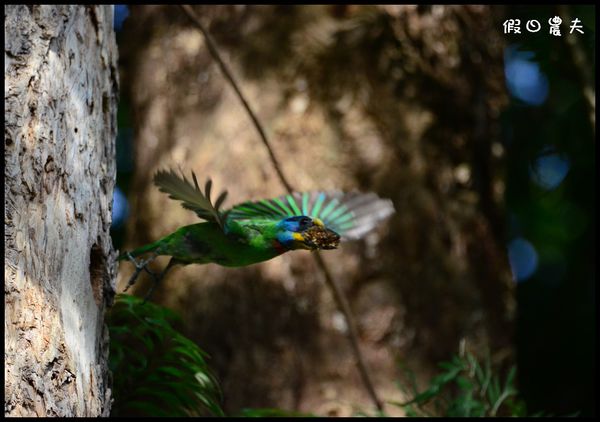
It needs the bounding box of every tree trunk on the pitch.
[4,5,118,417]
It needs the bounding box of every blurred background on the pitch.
[110,5,595,417]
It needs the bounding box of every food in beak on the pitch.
[303,225,340,250]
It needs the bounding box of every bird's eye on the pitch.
[299,217,312,229]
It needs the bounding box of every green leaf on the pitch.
[393,347,531,417]
[107,293,223,417]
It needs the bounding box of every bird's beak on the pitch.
[293,232,305,242]
[292,232,312,250]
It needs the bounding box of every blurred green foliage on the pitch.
[107,294,224,416]
[392,349,527,417]
[106,298,566,417]
[107,294,317,417]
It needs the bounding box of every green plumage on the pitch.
[123,220,282,267]
[119,169,395,270]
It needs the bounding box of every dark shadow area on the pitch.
[112,5,595,416]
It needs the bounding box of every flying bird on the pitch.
[119,169,395,297]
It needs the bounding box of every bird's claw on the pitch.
[122,251,175,304]
[124,252,158,292]
[142,262,172,304]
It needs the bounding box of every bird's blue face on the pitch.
[276,216,340,250]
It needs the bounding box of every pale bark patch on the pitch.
[5,5,118,417]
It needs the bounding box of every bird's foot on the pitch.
[124,252,158,292]
[141,264,169,304]
[142,259,178,304]
[142,280,159,304]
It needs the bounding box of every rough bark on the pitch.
[5,5,118,417]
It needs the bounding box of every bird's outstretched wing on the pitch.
[226,191,395,240]
[154,169,228,229]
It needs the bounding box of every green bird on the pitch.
[119,169,395,295]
